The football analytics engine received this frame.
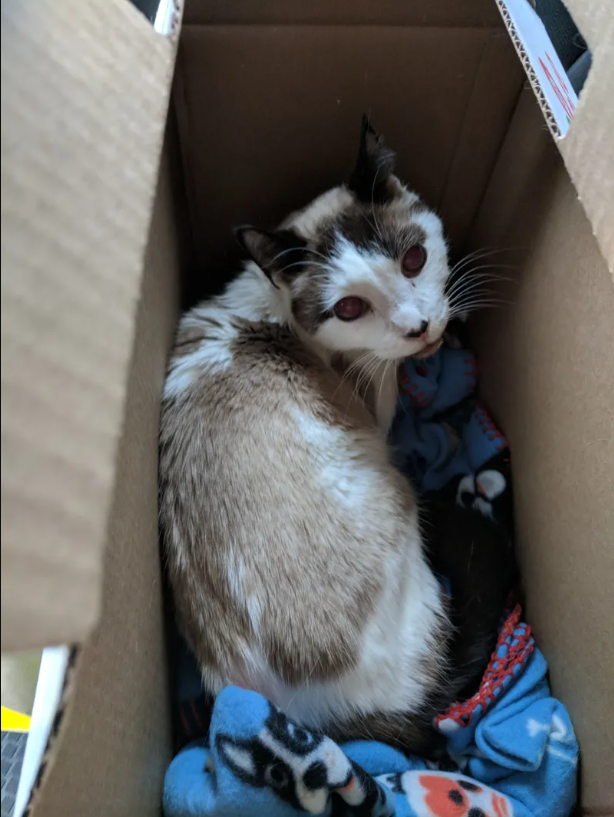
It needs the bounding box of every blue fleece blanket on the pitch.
[163,338,578,817]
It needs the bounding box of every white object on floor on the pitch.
[14,646,70,817]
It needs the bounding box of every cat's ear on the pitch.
[349,115,396,204]
[234,227,308,288]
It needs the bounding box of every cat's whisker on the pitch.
[450,246,521,275]
[358,207,384,241]
[448,264,517,285]
[447,262,517,288]
[448,282,506,306]
[353,356,376,401]
[450,295,512,309]
[447,285,510,309]
[451,251,502,274]
[449,296,503,314]
[453,245,506,262]
[446,267,509,293]
[344,352,373,379]
[265,246,304,267]
[446,270,516,303]
[284,655,322,713]
[449,297,506,312]
[304,247,332,263]
[346,354,382,422]
[279,260,331,275]
[448,299,514,317]
[342,355,374,418]
[448,275,504,296]
[376,360,393,422]
[370,166,386,245]
[330,352,375,405]
[450,253,499,277]
[446,275,514,302]
[267,245,331,268]
[363,358,385,416]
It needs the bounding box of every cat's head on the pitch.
[236,116,451,361]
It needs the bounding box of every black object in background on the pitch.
[536,0,587,69]
[536,0,591,95]
[128,0,161,24]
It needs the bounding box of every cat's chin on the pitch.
[411,337,444,359]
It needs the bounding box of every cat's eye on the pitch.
[333,297,369,321]
[401,245,427,277]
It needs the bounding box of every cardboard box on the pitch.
[1,0,612,814]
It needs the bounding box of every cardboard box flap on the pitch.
[560,0,614,274]
[494,0,579,138]
[495,0,613,272]
[22,136,183,817]
[1,0,180,651]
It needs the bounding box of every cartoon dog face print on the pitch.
[382,771,513,817]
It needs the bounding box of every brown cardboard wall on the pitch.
[27,138,183,817]
[471,92,614,812]
[174,22,522,290]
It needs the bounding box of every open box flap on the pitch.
[560,0,614,274]
[0,0,180,651]
[23,136,184,817]
[495,0,614,273]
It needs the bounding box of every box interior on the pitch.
[14,2,613,815]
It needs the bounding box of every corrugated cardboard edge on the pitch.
[1,0,181,650]
[156,0,184,37]
[493,0,562,138]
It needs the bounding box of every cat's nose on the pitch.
[406,320,429,339]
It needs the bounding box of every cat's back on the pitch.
[160,300,411,557]
[159,300,424,700]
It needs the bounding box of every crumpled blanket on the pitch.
[394,337,513,532]
[163,338,578,817]
[164,630,577,817]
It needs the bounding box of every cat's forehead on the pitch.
[286,182,439,259]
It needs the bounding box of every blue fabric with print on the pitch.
[393,346,508,495]
[164,636,578,817]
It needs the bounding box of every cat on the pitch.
[159,117,514,756]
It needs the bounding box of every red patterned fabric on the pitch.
[437,605,533,728]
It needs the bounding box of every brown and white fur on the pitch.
[160,119,456,753]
